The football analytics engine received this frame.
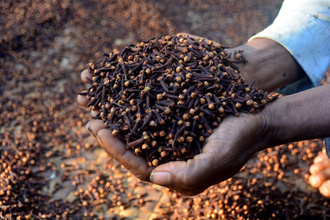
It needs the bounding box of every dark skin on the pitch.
[78,37,330,196]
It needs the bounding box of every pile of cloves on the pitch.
[81,34,277,166]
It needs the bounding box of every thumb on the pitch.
[150,152,217,195]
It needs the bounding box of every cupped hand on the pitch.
[84,110,267,196]
[76,29,273,196]
[78,68,268,195]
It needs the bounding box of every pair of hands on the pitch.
[77,39,272,196]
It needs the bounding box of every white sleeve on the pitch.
[250,0,330,94]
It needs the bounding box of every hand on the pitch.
[89,109,267,196]
[78,71,269,195]
[309,149,330,198]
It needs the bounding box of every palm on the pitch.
[206,113,264,178]
[153,113,265,195]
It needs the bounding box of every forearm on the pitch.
[262,84,330,149]
[229,38,306,92]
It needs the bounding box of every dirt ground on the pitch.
[1,0,330,219]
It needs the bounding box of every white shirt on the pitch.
[250,0,330,95]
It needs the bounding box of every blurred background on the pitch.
[1,0,330,219]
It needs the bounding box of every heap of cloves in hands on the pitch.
[80,34,277,166]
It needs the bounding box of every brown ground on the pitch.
[1,0,330,219]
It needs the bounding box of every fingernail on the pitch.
[87,126,96,138]
[150,172,171,185]
[96,132,104,145]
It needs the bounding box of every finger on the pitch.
[309,167,330,188]
[310,157,330,175]
[150,151,221,195]
[319,180,330,198]
[91,110,100,117]
[96,129,154,181]
[77,95,99,115]
[86,120,105,139]
[314,153,328,164]
[77,90,89,106]
[81,69,93,84]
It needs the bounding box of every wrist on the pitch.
[259,84,330,148]
[251,109,276,152]
[257,98,284,150]
[228,38,305,92]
